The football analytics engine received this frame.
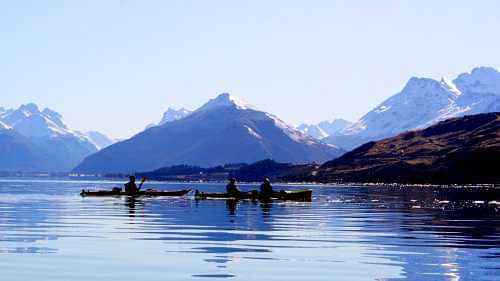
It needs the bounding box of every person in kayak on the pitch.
[124,176,138,194]
[260,178,274,196]
[226,178,241,196]
[124,176,145,195]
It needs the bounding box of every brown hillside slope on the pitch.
[315,112,500,184]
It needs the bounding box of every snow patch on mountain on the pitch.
[85,131,116,150]
[297,124,329,139]
[244,125,263,140]
[159,108,192,126]
[374,105,391,113]
[440,78,461,96]
[263,113,317,145]
[0,120,10,130]
[195,93,256,113]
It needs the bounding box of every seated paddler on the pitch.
[124,176,145,195]
[260,177,274,196]
[226,178,241,197]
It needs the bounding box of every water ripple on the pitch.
[0,180,498,281]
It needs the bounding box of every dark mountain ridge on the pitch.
[314,112,500,184]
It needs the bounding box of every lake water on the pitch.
[0,179,498,281]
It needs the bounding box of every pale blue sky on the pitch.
[2,0,500,138]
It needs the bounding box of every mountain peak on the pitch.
[398,77,457,100]
[164,107,191,115]
[458,66,500,81]
[159,107,192,125]
[320,118,352,125]
[196,93,256,113]
[471,66,499,76]
[0,103,79,139]
[298,118,353,139]
[454,66,500,95]
[404,77,442,91]
[19,103,40,114]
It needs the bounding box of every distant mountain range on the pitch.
[137,112,500,184]
[310,112,500,184]
[0,104,113,172]
[74,93,343,174]
[325,67,500,150]
[3,66,499,176]
[297,119,352,139]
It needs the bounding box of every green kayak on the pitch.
[194,189,312,201]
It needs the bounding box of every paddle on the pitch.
[137,177,146,192]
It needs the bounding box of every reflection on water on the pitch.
[0,180,498,281]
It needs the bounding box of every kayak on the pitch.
[80,188,191,197]
[194,189,312,201]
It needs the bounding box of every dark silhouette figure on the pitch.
[124,176,142,195]
[260,178,274,196]
[226,178,241,196]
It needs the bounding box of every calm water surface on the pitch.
[0,179,498,281]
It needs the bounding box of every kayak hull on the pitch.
[80,189,191,197]
[195,189,312,201]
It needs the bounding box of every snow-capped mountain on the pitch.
[0,103,98,171]
[1,103,82,139]
[454,67,500,96]
[452,67,500,115]
[158,107,192,126]
[325,66,500,150]
[298,118,352,139]
[318,119,353,135]
[297,124,329,139]
[74,93,343,173]
[146,107,192,129]
[194,93,257,113]
[85,131,116,150]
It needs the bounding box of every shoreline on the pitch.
[0,175,498,189]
